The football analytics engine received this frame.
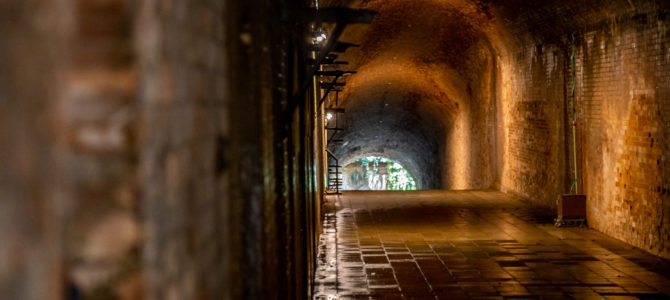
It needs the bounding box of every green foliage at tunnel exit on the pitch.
[347,156,416,191]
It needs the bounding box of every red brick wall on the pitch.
[500,44,566,208]
[442,42,497,190]
[497,4,670,258]
[577,13,670,258]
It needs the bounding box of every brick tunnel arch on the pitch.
[325,0,670,259]
[5,0,670,299]
[330,0,503,190]
[332,64,455,189]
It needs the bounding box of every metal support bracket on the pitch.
[283,8,376,24]
[282,7,375,120]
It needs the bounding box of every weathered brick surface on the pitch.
[0,0,316,299]
[496,2,670,258]
[333,0,498,190]
[61,1,142,298]
[499,44,566,208]
[0,1,68,299]
[331,1,670,261]
[136,1,228,299]
[137,0,313,298]
[6,1,669,299]
[576,13,670,258]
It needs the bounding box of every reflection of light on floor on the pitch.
[313,191,670,298]
[313,207,339,299]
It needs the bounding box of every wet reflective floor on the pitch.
[313,190,670,299]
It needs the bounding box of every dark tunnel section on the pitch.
[329,0,498,190]
[332,83,449,189]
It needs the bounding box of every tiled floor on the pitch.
[313,190,670,299]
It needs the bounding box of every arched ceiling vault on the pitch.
[321,0,670,190]
[326,0,501,189]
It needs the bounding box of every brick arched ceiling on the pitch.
[326,0,670,189]
[329,0,498,189]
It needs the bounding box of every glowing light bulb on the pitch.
[314,28,327,43]
[326,113,333,120]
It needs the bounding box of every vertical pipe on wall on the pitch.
[569,28,579,194]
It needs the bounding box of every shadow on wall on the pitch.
[342,157,416,191]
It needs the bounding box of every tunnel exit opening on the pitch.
[342,156,416,191]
